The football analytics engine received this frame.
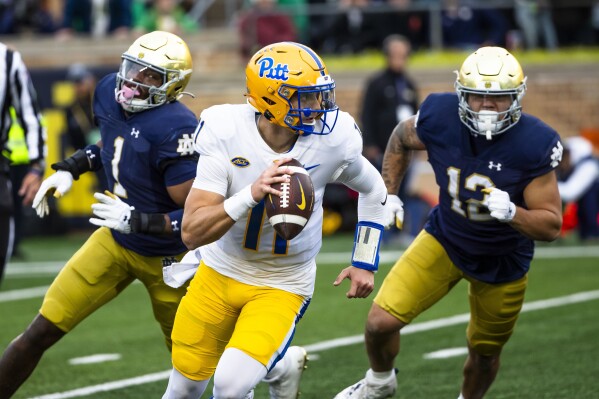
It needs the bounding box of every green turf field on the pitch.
[1,233,599,398]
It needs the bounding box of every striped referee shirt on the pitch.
[0,43,46,170]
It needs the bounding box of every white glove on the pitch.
[384,194,404,229]
[482,187,516,222]
[89,191,134,233]
[32,171,74,217]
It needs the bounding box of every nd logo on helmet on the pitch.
[258,57,289,81]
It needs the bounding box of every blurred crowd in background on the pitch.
[2,0,599,254]
[0,1,598,54]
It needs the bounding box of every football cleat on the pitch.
[334,369,397,399]
[268,346,308,399]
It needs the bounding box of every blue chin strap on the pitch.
[286,108,339,136]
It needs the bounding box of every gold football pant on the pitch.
[374,230,527,355]
[171,262,310,380]
[40,227,188,349]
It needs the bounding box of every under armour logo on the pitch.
[161,256,177,267]
[488,161,502,171]
[550,141,563,168]
[176,133,195,156]
[85,149,96,160]
[171,220,179,232]
[131,128,140,138]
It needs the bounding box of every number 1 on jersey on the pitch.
[244,200,288,255]
[111,137,127,197]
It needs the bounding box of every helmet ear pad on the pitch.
[263,109,276,121]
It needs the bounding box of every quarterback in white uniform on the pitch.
[162,42,397,399]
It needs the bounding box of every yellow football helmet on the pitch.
[245,42,338,135]
[115,31,193,113]
[455,46,526,139]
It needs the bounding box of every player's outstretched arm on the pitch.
[332,155,389,299]
[32,144,103,217]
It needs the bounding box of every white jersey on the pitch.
[192,104,363,296]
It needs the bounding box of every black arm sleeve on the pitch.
[51,144,102,180]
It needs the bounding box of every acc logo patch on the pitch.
[231,157,250,168]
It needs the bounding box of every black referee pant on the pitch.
[0,170,14,286]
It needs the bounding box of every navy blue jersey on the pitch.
[93,73,198,256]
[417,93,562,283]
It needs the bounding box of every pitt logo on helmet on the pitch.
[258,57,289,81]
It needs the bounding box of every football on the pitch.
[265,159,315,240]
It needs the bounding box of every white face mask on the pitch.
[475,110,502,140]
[455,78,527,140]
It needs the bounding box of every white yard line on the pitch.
[5,245,599,279]
[0,286,49,302]
[317,245,599,264]
[5,262,65,277]
[68,354,122,365]
[423,347,469,360]
[3,246,597,304]
[27,289,599,399]
[0,281,141,303]
[28,371,172,399]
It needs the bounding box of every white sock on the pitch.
[263,353,289,383]
[458,394,465,399]
[366,368,394,384]
[161,368,209,399]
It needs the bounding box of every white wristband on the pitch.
[351,222,384,271]
[223,184,258,221]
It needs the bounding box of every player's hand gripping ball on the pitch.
[265,159,315,240]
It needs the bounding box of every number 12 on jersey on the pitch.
[447,167,494,222]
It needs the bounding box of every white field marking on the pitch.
[423,347,469,360]
[315,245,599,265]
[0,286,49,302]
[0,282,141,303]
[4,245,598,303]
[303,289,599,353]
[26,289,599,399]
[307,353,320,361]
[5,262,64,277]
[28,370,171,399]
[68,354,122,365]
[5,245,599,280]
